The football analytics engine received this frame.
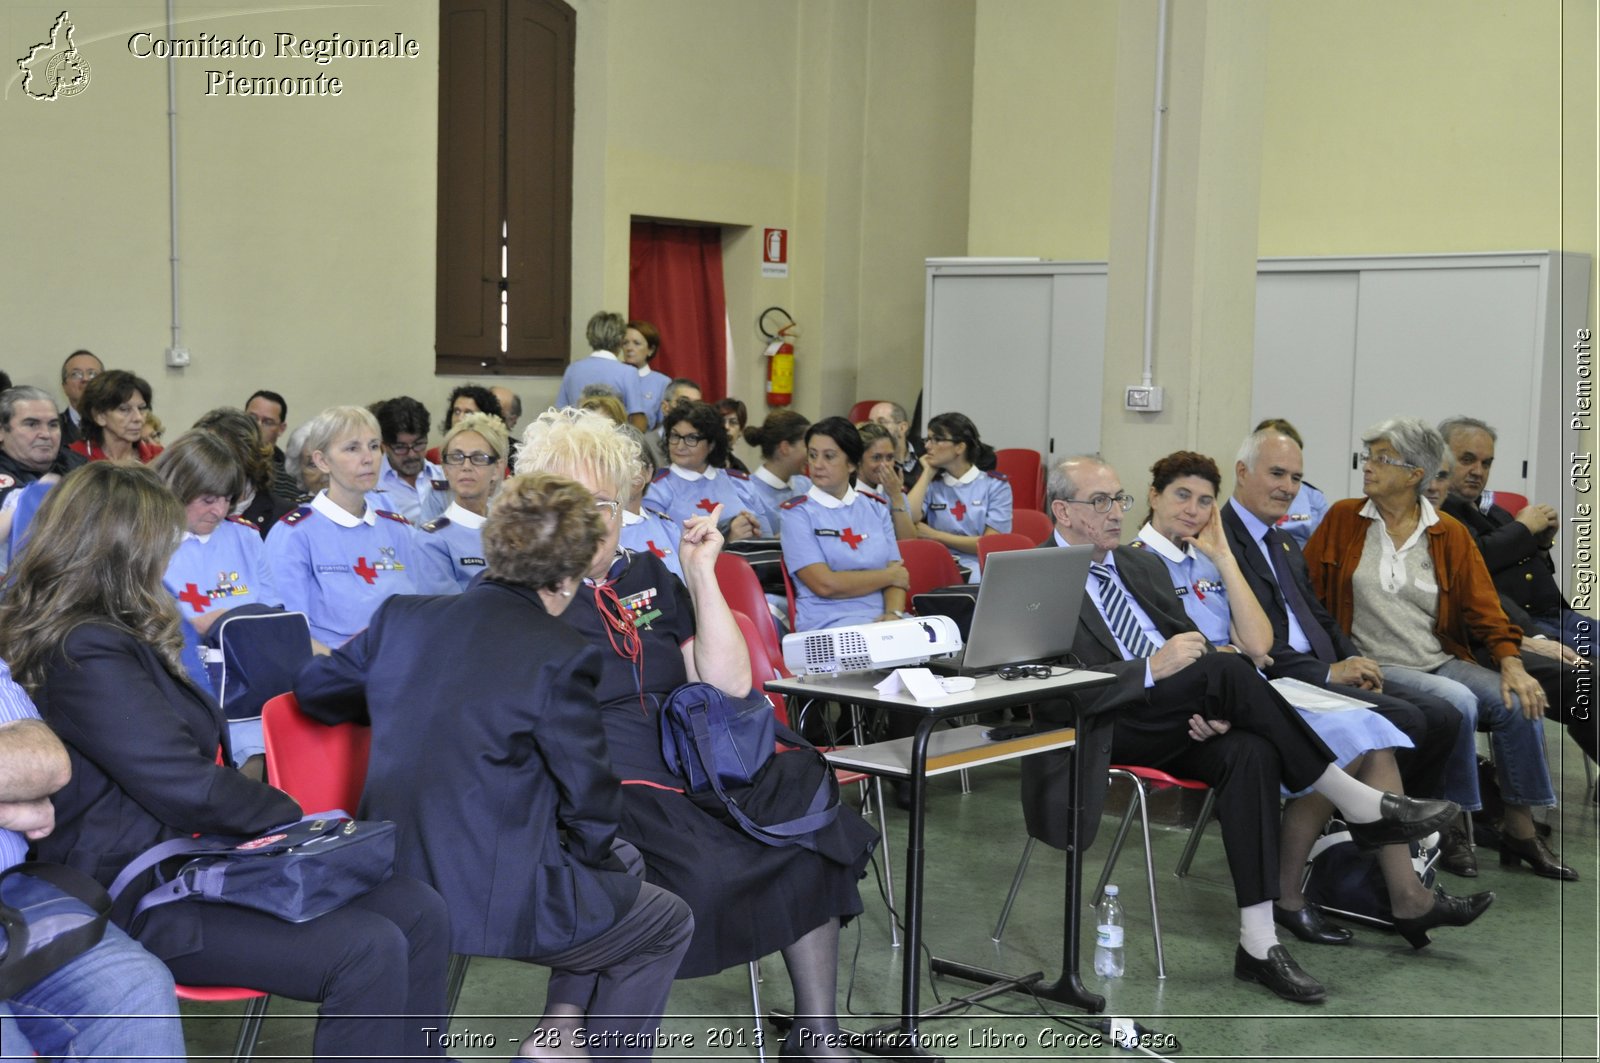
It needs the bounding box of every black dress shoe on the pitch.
[1390,886,1495,949]
[1273,903,1353,945]
[1499,833,1579,881]
[1346,793,1459,849]
[1437,825,1478,877]
[1233,944,1327,1004]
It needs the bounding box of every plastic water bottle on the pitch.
[1094,885,1125,978]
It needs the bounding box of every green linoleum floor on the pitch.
[181,732,1599,1062]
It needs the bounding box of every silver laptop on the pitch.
[928,544,1093,676]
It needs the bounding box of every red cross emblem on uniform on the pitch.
[949,501,968,521]
[178,583,211,612]
[840,527,864,550]
[695,498,718,514]
[646,540,668,559]
[354,557,379,584]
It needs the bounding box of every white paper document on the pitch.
[1269,677,1377,713]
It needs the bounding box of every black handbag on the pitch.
[0,862,111,997]
[659,683,840,846]
[109,813,396,925]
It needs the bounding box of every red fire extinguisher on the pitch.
[759,306,798,408]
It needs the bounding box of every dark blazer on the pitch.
[1220,498,1357,684]
[1022,543,1198,851]
[31,623,301,952]
[1440,493,1566,616]
[296,578,640,958]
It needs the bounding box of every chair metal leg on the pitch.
[991,835,1038,942]
[1173,788,1216,877]
[445,953,470,1019]
[1090,775,1141,907]
[872,776,901,948]
[748,959,767,1062]
[1124,774,1166,978]
[232,994,271,1062]
[1585,751,1597,801]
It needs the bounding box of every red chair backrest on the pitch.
[1010,507,1054,544]
[896,538,962,604]
[848,399,884,425]
[262,692,371,813]
[731,610,789,727]
[713,553,788,676]
[994,449,1043,512]
[1490,490,1529,515]
[977,532,1037,570]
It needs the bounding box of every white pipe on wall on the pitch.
[165,0,182,359]
[1140,0,1171,389]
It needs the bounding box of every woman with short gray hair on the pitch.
[1305,417,1572,880]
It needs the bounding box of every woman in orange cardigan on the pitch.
[1304,417,1570,881]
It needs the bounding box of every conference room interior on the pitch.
[4,1,1596,1060]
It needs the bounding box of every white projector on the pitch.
[782,616,964,675]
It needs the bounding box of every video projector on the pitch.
[782,615,964,675]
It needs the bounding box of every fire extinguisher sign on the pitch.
[761,228,789,278]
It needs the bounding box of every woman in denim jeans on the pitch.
[1305,417,1572,881]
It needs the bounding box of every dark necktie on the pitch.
[1089,562,1157,660]
[1263,528,1338,664]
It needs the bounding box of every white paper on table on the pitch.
[874,667,949,703]
[1269,676,1377,713]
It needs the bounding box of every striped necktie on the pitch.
[1089,562,1157,660]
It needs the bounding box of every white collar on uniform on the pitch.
[442,501,485,530]
[622,508,644,527]
[753,465,789,490]
[940,464,982,487]
[669,464,717,483]
[807,483,857,509]
[312,490,376,528]
[1135,523,1194,563]
[183,530,213,545]
[589,350,619,361]
[636,365,650,378]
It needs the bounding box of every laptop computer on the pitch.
[927,544,1093,676]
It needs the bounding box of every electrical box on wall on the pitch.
[1124,385,1163,412]
[166,347,190,368]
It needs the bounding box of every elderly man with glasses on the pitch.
[56,349,102,446]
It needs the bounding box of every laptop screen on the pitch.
[959,544,1093,672]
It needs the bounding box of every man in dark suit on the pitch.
[1437,416,1590,653]
[1021,456,1456,1004]
[1221,429,1463,806]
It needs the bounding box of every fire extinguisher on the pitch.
[759,306,798,408]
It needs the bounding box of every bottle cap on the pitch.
[1105,884,1118,896]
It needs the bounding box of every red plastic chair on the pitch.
[1010,507,1054,545]
[1491,490,1529,515]
[895,539,962,606]
[713,554,790,677]
[848,399,884,425]
[175,984,270,1062]
[976,532,1037,571]
[992,765,1216,979]
[262,693,371,814]
[994,449,1043,512]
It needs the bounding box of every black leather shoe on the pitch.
[1437,825,1478,877]
[1273,903,1353,945]
[1390,886,1495,949]
[1233,944,1327,1004]
[1346,793,1459,849]
[1499,833,1579,881]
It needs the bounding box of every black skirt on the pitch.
[605,694,878,978]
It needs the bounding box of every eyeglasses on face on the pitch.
[1359,448,1418,471]
[387,440,427,454]
[926,435,956,445]
[1063,492,1134,514]
[668,433,707,448]
[66,369,100,382]
[593,498,622,521]
[441,451,498,466]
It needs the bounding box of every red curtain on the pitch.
[628,222,727,399]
